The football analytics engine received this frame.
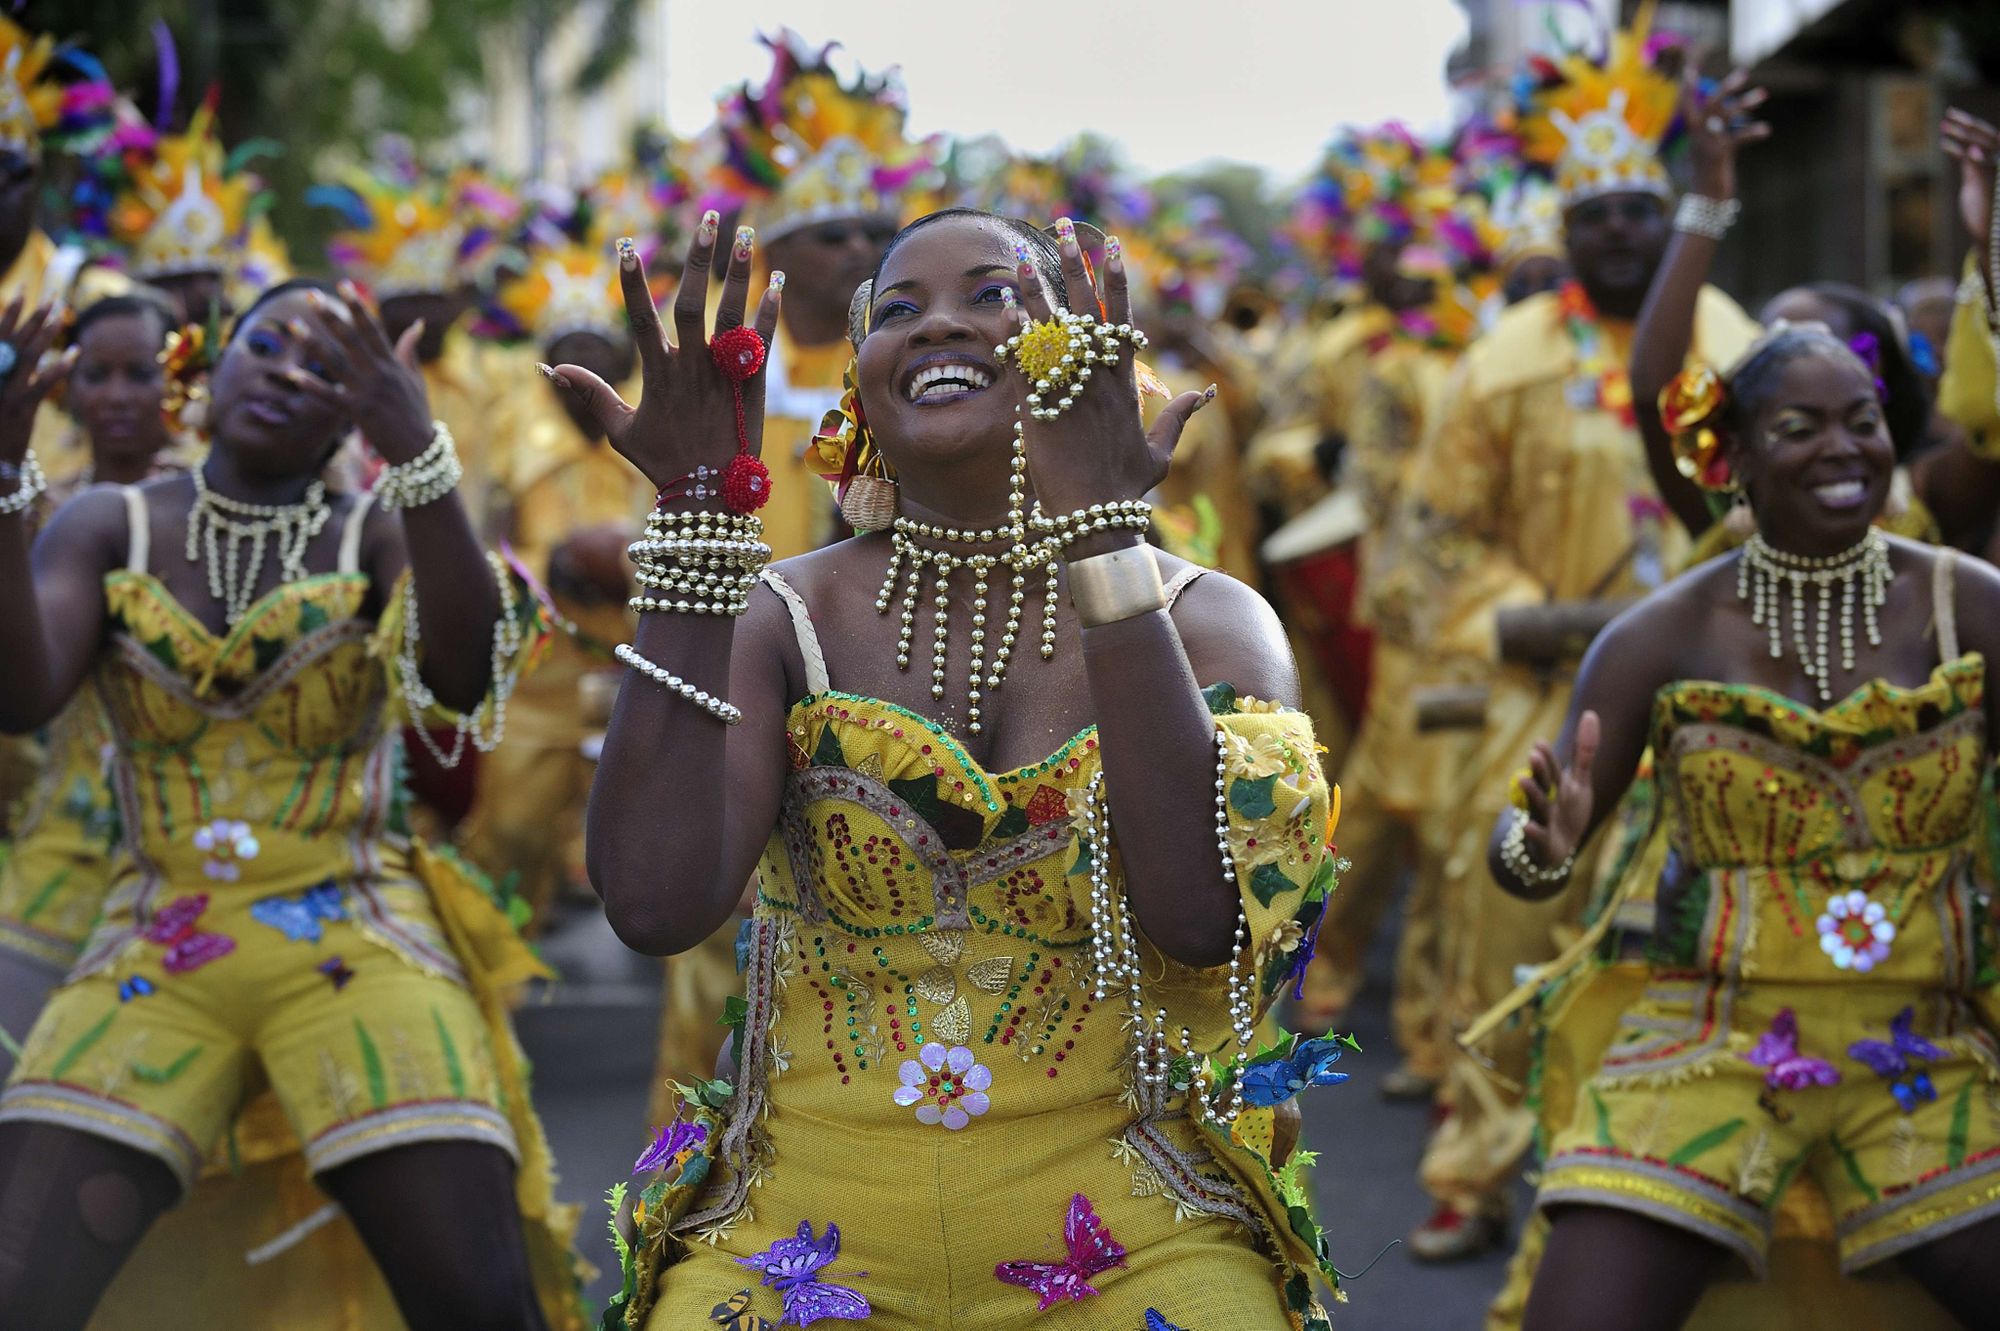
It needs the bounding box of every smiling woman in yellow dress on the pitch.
[0,281,577,1330]
[563,208,1350,1329]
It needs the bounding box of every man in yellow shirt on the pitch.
[1399,21,1761,1259]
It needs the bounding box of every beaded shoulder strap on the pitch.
[1933,547,1961,663]
[760,568,830,695]
[337,491,377,575]
[121,485,150,574]
[1162,564,1207,608]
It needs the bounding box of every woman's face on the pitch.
[856,215,1028,471]
[206,289,350,477]
[1732,346,1894,552]
[68,312,173,465]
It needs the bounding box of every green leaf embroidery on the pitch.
[0,1024,22,1061]
[432,1007,466,1100]
[1305,854,1338,905]
[20,868,70,923]
[1667,1117,1746,1167]
[51,1010,117,1080]
[298,600,330,634]
[1589,1086,1613,1147]
[133,1044,204,1084]
[1949,1078,1973,1171]
[1201,682,1240,715]
[355,1019,387,1109]
[1831,1136,1879,1204]
[1070,836,1093,876]
[1229,775,1278,820]
[991,806,1030,840]
[1250,861,1297,907]
[811,727,847,769]
[143,634,178,672]
[1768,1148,1811,1206]
[252,635,287,672]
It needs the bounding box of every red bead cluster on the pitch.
[710,326,770,514]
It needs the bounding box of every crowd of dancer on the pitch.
[0,5,1998,1328]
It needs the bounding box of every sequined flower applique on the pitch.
[193,818,261,882]
[893,1042,991,1130]
[1817,891,1894,972]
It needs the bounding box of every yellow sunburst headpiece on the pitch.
[494,241,624,347]
[707,31,940,242]
[1519,1,1681,207]
[313,160,521,300]
[0,18,114,160]
[100,98,267,282]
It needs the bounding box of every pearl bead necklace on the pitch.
[186,466,333,626]
[1738,529,1890,703]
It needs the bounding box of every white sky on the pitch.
[662,0,1469,184]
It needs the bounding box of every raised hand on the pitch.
[291,281,434,463]
[0,299,75,465]
[1682,68,1770,200]
[1941,109,1998,249]
[1515,710,1600,869]
[543,213,784,493]
[1004,219,1211,520]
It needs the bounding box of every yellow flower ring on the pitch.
[1659,365,1734,491]
[1011,318,1073,384]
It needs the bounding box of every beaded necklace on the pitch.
[186,466,333,625]
[1738,529,1891,704]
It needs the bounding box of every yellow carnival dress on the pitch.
[611,569,1346,1331]
[1938,255,1997,455]
[1,490,582,1329]
[0,690,118,982]
[1537,555,2000,1281]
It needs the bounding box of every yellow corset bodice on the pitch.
[1650,656,1991,985]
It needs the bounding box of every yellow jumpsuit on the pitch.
[1404,284,1758,1216]
[614,572,1344,1330]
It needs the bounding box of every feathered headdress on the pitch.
[90,93,271,282]
[0,18,114,160]
[1518,0,1682,206]
[486,164,673,346]
[706,30,939,241]
[311,153,521,300]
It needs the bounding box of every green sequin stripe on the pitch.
[992,727,1102,788]
[755,895,938,941]
[789,690,999,809]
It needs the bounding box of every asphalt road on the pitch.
[523,879,1525,1330]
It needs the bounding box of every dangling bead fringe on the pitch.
[186,467,333,625]
[1738,529,1891,703]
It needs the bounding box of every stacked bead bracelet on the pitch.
[997,311,1149,421]
[395,550,526,770]
[1034,499,1152,552]
[627,508,768,615]
[1499,808,1575,891]
[375,421,464,510]
[0,449,47,516]
[1673,194,1741,241]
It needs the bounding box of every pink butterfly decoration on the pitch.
[143,894,237,974]
[1744,1007,1840,1092]
[995,1194,1127,1310]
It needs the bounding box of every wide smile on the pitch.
[1810,477,1868,511]
[902,355,997,407]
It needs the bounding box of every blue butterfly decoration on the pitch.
[318,956,355,990]
[119,975,156,1002]
[735,1220,870,1326]
[1847,1007,1945,1116]
[1145,1311,1191,1331]
[1240,1033,1359,1108]
[250,881,347,943]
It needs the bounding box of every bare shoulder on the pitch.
[1160,554,1299,707]
[37,482,138,568]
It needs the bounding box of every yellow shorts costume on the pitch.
[0,692,118,974]
[1539,618,2000,1278]
[605,570,1349,1331]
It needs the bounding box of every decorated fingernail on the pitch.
[768,270,786,294]
[1203,383,1219,400]
[698,210,720,245]
[734,225,755,262]
[337,279,359,301]
[1054,216,1076,245]
[1013,239,1033,271]
[1104,235,1123,264]
[616,236,638,269]
[535,361,563,385]
[1000,286,1018,312]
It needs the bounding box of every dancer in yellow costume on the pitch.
[1490,296,2000,1327]
[0,279,578,1329]
[1938,108,2000,460]
[459,215,654,926]
[1399,8,1762,1260]
[552,208,1351,1328]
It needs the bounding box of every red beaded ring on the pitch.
[711,327,771,515]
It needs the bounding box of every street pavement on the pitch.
[524,876,1526,1329]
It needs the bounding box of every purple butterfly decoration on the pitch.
[1744,1008,1841,1092]
[995,1194,1127,1310]
[143,894,237,975]
[318,956,355,990]
[1848,1006,1944,1114]
[736,1220,871,1327]
[633,1116,708,1175]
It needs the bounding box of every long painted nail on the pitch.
[1104,234,1123,265]
[337,279,360,302]
[734,225,755,262]
[1054,216,1076,245]
[536,361,571,390]
[1013,239,1033,271]
[1001,286,1018,312]
[616,236,638,270]
[697,210,720,246]
[768,270,786,294]
[1203,383,1219,401]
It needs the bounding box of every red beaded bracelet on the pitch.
[710,326,771,516]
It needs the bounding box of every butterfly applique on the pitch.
[995,1193,1127,1310]
[1848,1006,1945,1114]
[1145,1311,1192,1331]
[1240,1033,1358,1108]
[250,881,347,943]
[1745,1007,1840,1120]
[318,956,355,990]
[735,1220,870,1326]
[118,975,156,1002]
[710,1289,774,1331]
[143,894,237,974]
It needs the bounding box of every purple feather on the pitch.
[151,20,179,131]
